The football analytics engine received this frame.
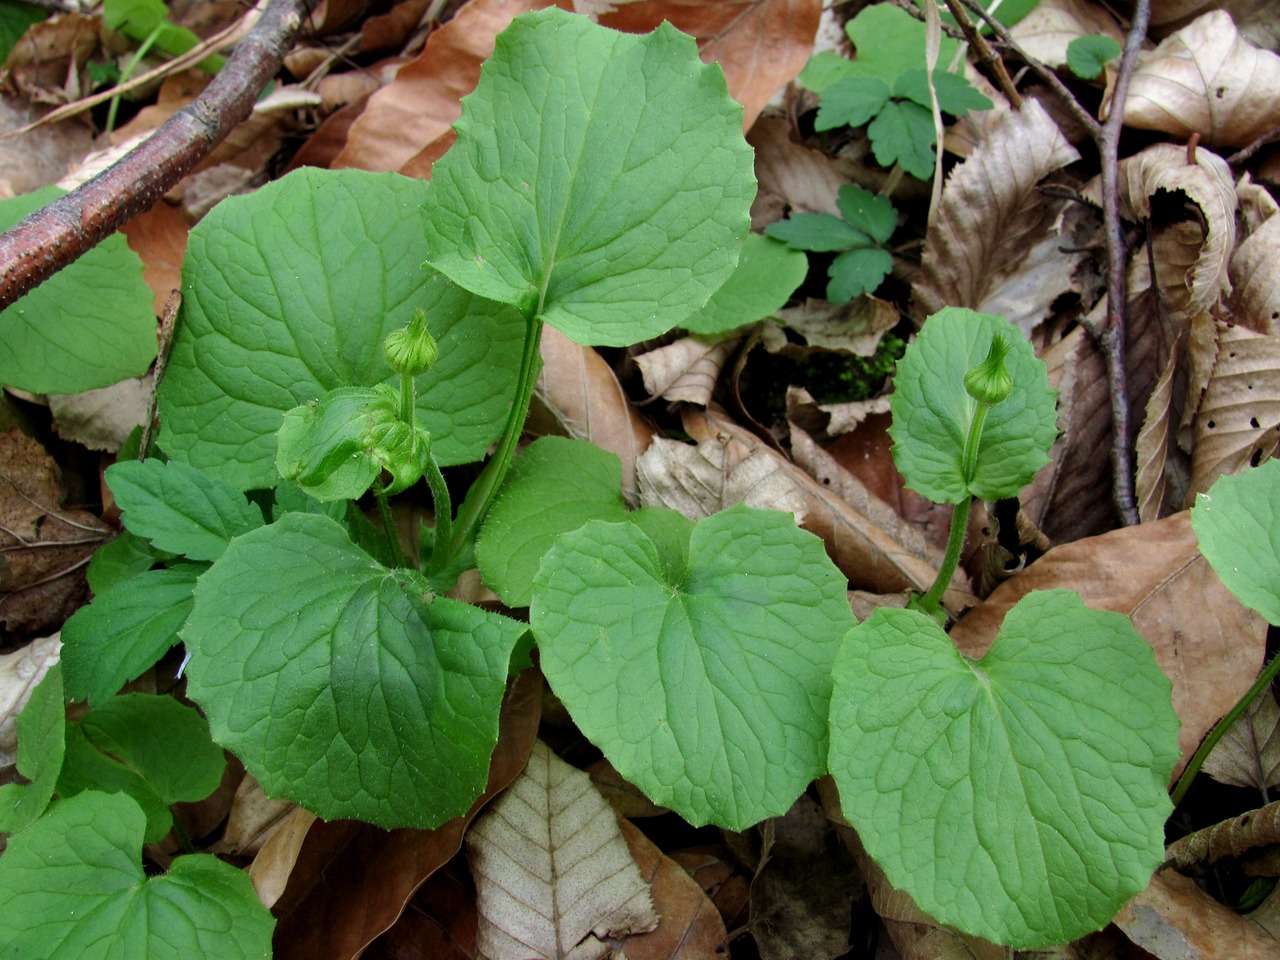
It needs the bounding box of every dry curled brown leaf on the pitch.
[634,335,738,406]
[1231,210,1280,336]
[1113,870,1280,959]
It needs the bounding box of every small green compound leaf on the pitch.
[476,437,628,607]
[1067,35,1122,80]
[828,247,894,303]
[61,565,200,706]
[893,68,994,116]
[845,3,961,87]
[889,308,1057,503]
[681,234,807,336]
[835,184,897,244]
[829,591,1179,949]
[106,458,263,561]
[765,213,870,253]
[815,76,891,130]
[0,664,64,835]
[1192,457,1280,625]
[159,167,524,490]
[532,505,856,830]
[0,187,155,393]
[421,8,755,346]
[182,512,524,828]
[0,791,274,959]
[867,100,937,179]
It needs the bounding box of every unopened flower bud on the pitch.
[384,309,439,377]
[964,333,1013,406]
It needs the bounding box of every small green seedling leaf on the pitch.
[106,458,263,561]
[828,248,895,303]
[0,791,274,958]
[836,185,897,243]
[800,3,962,92]
[182,512,524,828]
[765,213,870,253]
[829,590,1179,948]
[57,694,225,843]
[0,664,64,834]
[104,0,226,73]
[815,76,891,131]
[681,234,807,335]
[867,99,937,179]
[1067,35,1122,80]
[532,505,856,830]
[889,308,1057,503]
[276,385,430,500]
[1192,457,1280,625]
[421,8,755,346]
[0,187,156,393]
[159,167,525,490]
[61,565,200,706]
[893,68,994,115]
[476,437,629,607]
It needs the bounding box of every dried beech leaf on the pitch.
[949,512,1267,777]
[48,376,150,453]
[1108,144,1236,322]
[1230,212,1280,335]
[222,773,300,858]
[1009,0,1125,69]
[247,806,317,910]
[636,436,808,522]
[468,740,658,960]
[1201,690,1280,792]
[634,335,737,405]
[1182,314,1280,502]
[748,117,844,227]
[1113,870,1280,959]
[774,297,898,355]
[1123,11,1280,148]
[532,326,656,507]
[619,820,728,960]
[915,99,1081,332]
[1134,336,1189,523]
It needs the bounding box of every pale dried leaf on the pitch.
[468,740,658,960]
[949,512,1268,778]
[532,326,656,507]
[1202,691,1280,792]
[333,0,554,174]
[1123,11,1280,148]
[48,375,150,453]
[1231,211,1280,335]
[620,820,728,960]
[785,386,891,440]
[914,99,1081,330]
[636,436,808,522]
[774,297,898,356]
[248,806,317,910]
[1182,314,1280,502]
[221,773,300,857]
[1113,870,1280,959]
[1134,336,1189,523]
[1009,0,1125,69]
[634,335,737,405]
[748,116,843,228]
[1165,798,1280,872]
[1109,143,1236,322]
[1237,174,1280,233]
[0,634,61,772]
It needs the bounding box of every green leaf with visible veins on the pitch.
[1192,457,1280,625]
[182,512,525,828]
[106,458,263,561]
[421,8,755,346]
[0,664,64,834]
[828,247,894,303]
[0,791,274,958]
[894,68,994,116]
[61,566,200,706]
[0,187,156,393]
[889,307,1057,503]
[532,505,856,830]
[1067,35,1122,80]
[835,185,897,243]
[85,531,167,594]
[815,76,891,130]
[766,213,870,253]
[477,437,628,607]
[829,591,1179,948]
[867,100,937,179]
[158,167,525,490]
[681,234,807,335]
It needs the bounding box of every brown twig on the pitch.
[1226,124,1280,165]
[940,0,1022,109]
[0,0,313,312]
[1094,0,1151,527]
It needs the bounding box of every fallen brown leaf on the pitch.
[1230,209,1280,336]
[949,511,1267,778]
[635,335,739,405]
[1113,870,1280,959]
[748,116,844,228]
[1008,0,1124,69]
[0,633,60,773]
[1201,689,1280,793]
[47,376,150,454]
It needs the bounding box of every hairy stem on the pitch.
[374,485,404,569]
[919,496,971,616]
[423,453,453,576]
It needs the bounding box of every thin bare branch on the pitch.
[941,0,1022,109]
[0,0,314,312]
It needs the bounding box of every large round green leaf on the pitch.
[421,8,755,346]
[829,590,1179,948]
[532,505,856,830]
[888,307,1057,503]
[158,167,525,490]
[182,512,525,828]
[1192,457,1280,625]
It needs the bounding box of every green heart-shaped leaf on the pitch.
[182,512,524,828]
[1192,457,1280,625]
[829,590,1179,948]
[421,8,755,346]
[532,505,856,830]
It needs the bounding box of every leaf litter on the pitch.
[6,0,1280,956]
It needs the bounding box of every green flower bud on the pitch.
[383,309,439,377]
[964,333,1013,406]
